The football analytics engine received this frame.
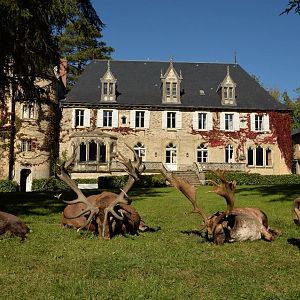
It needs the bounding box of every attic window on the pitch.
[100,60,117,102]
[219,66,236,106]
[161,59,182,104]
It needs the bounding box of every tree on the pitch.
[58,15,114,87]
[0,0,110,179]
[281,1,300,14]
[282,91,300,129]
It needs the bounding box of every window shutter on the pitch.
[130,110,136,128]
[83,109,90,127]
[192,112,198,130]
[220,112,225,130]
[250,113,255,131]
[144,110,150,128]
[207,112,213,130]
[97,109,103,127]
[233,113,240,131]
[263,114,270,132]
[71,109,76,128]
[176,111,182,129]
[162,111,167,129]
[112,109,119,128]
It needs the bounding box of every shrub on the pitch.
[0,180,18,192]
[205,171,300,185]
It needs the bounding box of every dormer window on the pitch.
[100,60,117,102]
[218,66,237,106]
[161,59,182,104]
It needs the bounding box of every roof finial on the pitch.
[107,60,110,71]
[227,65,230,76]
[234,50,237,65]
[169,56,174,66]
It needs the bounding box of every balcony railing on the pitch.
[195,162,246,172]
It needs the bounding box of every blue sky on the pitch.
[92,0,300,99]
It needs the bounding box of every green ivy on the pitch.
[0,180,18,192]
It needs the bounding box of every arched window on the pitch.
[99,143,106,163]
[197,143,208,163]
[256,146,263,166]
[266,148,272,166]
[247,147,254,166]
[88,140,97,161]
[166,143,177,164]
[79,142,87,162]
[134,142,146,161]
[225,144,234,163]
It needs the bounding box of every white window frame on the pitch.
[162,111,181,129]
[193,111,213,131]
[22,103,35,119]
[134,142,146,161]
[225,144,234,163]
[129,110,150,129]
[72,108,90,128]
[250,113,270,132]
[97,109,118,128]
[247,145,273,167]
[220,112,239,131]
[197,144,208,163]
[21,139,32,152]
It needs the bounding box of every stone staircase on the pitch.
[171,170,204,187]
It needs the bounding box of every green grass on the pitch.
[0,185,300,300]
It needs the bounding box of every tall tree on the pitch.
[58,15,114,87]
[0,0,109,179]
[281,1,300,14]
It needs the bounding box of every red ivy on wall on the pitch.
[192,111,292,170]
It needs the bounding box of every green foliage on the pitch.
[58,15,114,87]
[0,186,300,299]
[0,180,18,192]
[205,171,300,185]
[281,0,300,14]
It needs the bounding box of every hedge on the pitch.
[205,172,300,186]
[0,180,18,192]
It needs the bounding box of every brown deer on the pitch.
[292,197,300,226]
[0,211,30,241]
[57,144,147,239]
[161,167,279,245]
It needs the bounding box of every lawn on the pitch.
[0,185,300,300]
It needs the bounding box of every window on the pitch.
[219,66,236,105]
[197,143,208,163]
[166,143,177,164]
[167,112,176,129]
[22,103,35,119]
[88,141,97,161]
[251,113,269,132]
[134,142,146,161]
[135,111,145,128]
[225,145,234,163]
[21,140,32,152]
[103,110,113,127]
[247,145,272,167]
[121,116,127,125]
[225,113,234,131]
[247,147,254,166]
[198,113,207,130]
[79,141,107,163]
[172,83,177,96]
[75,109,84,127]
[166,82,171,96]
[79,142,87,161]
[100,61,117,102]
[99,143,106,163]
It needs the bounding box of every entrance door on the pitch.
[165,143,177,171]
[20,169,32,192]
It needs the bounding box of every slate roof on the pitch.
[64,60,289,111]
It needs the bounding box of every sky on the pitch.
[91,0,300,100]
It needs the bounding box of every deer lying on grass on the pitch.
[57,144,148,239]
[161,167,279,245]
[0,211,30,241]
[292,198,300,226]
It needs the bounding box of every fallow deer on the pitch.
[0,211,30,241]
[57,144,147,239]
[161,167,279,245]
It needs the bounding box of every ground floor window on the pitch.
[134,142,146,161]
[247,145,272,167]
[225,144,234,163]
[166,143,177,164]
[79,141,107,163]
[197,143,208,163]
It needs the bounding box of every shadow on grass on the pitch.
[287,238,300,249]
[236,184,300,202]
[0,187,170,217]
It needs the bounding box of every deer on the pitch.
[0,211,30,241]
[292,197,300,226]
[161,167,279,245]
[57,144,148,239]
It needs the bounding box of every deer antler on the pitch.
[101,143,146,237]
[292,197,300,226]
[206,169,236,216]
[56,147,99,230]
[161,165,208,225]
